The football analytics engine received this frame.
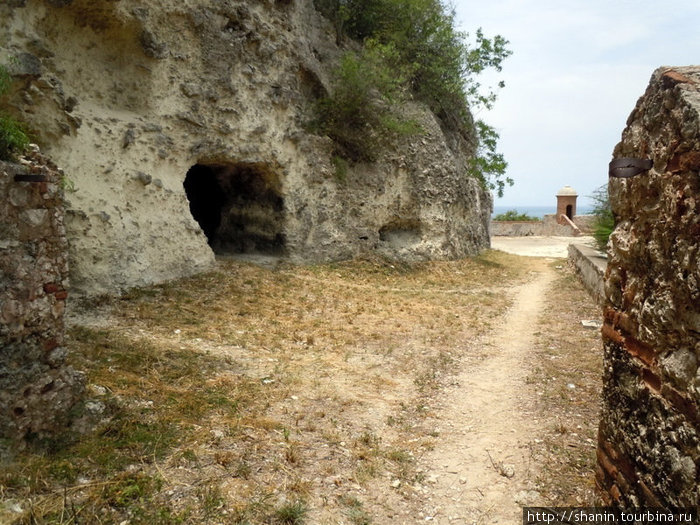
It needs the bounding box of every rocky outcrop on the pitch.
[0,0,491,296]
[598,66,700,508]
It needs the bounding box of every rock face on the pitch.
[598,67,700,508]
[0,153,84,440]
[0,0,491,296]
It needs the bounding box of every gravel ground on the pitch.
[490,236,597,258]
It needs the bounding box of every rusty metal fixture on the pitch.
[609,158,653,178]
[14,174,48,183]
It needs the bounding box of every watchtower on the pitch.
[556,186,578,224]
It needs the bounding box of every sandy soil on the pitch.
[491,236,596,258]
[414,261,555,523]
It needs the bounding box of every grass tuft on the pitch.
[274,500,308,524]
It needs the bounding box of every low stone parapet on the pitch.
[491,214,593,237]
[489,220,542,236]
[567,243,606,304]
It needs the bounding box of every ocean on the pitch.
[491,205,593,219]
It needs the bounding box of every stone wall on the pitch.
[490,214,593,236]
[597,67,700,508]
[567,243,606,305]
[0,150,83,440]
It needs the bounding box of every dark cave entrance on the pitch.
[183,163,286,255]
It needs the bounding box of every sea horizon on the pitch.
[491,204,594,219]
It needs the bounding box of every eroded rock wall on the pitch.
[598,66,700,507]
[1,0,491,296]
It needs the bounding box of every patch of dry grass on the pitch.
[0,251,536,524]
[528,261,604,505]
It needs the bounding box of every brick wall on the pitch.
[597,67,699,507]
[490,214,593,237]
[0,150,83,441]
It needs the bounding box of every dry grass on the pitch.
[527,261,604,505]
[0,251,603,524]
[0,251,533,524]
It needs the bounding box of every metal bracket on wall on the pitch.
[608,158,653,178]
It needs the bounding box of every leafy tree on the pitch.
[468,120,512,197]
[493,210,540,222]
[313,0,512,195]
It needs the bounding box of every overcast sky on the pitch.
[453,0,700,208]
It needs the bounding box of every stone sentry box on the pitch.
[556,185,577,223]
[598,67,700,507]
[0,151,84,441]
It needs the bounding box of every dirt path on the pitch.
[418,260,556,524]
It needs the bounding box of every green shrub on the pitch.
[314,41,418,161]
[313,0,512,195]
[0,62,30,161]
[590,184,613,252]
[331,154,349,181]
[274,500,308,524]
[493,209,540,222]
[0,114,30,161]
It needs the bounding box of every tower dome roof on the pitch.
[556,185,578,196]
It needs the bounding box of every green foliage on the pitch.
[469,120,512,197]
[315,41,418,161]
[0,114,30,161]
[0,62,30,161]
[0,62,11,94]
[274,500,308,524]
[493,209,541,222]
[590,184,613,252]
[331,155,348,181]
[104,472,162,508]
[313,0,512,194]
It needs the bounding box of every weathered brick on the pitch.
[624,337,656,367]
[43,283,60,293]
[661,384,699,425]
[638,479,663,507]
[602,323,624,345]
[609,483,622,502]
[597,446,618,478]
[599,65,700,509]
[42,338,59,351]
[640,367,662,394]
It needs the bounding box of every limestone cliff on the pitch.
[1,0,491,295]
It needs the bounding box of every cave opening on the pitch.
[183,162,286,255]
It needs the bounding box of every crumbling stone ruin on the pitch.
[0,152,84,441]
[1,0,491,297]
[598,66,700,507]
